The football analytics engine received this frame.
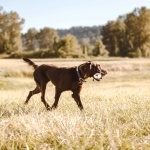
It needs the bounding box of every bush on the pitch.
[8,50,57,58]
[8,49,86,58]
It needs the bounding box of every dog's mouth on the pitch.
[93,73,102,81]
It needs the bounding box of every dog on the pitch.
[23,58,107,111]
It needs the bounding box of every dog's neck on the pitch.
[76,66,86,82]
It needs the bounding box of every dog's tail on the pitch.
[22,57,38,70]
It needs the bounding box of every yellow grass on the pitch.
[0,58,150,149]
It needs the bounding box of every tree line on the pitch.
[0,6,150,58]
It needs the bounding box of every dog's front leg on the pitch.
[72,90,83,111]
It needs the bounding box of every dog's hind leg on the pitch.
[40,83,51,110]
[51,87,62,110]
[25,85,40,104]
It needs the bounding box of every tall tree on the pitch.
[102,7,150,57]
[125,7,150,57]
[22,28,38,50]
[92,38,109,56]
[37,27,58,50]
[101,20,126,56]
[55,34,81,58]
[80,38,90,56]
[0,7,24,53]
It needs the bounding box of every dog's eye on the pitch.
[97,69,100,72]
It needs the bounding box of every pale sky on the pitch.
[1,0,149,33]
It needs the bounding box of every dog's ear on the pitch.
[82,61,92,72]
[83,61,99,72]
[81,61,92,73]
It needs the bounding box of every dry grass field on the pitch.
[0,58,150,150]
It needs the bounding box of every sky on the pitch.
[1,0,149,33]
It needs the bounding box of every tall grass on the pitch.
[0,58,150,149]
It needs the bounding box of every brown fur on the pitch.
[23,58,107,110]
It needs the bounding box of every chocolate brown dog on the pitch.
[23,58,107,110]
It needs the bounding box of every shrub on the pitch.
[8,50,57,58]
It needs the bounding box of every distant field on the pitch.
[0,58,150,149]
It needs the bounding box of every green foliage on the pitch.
[0,7,24,54]
[9,49,57,58]
[1,6,150,58]
[22,28,38,51]
[102,7,150,57]
[125,7,150,57]
[37,27,58,50]
[54,34,83,58]
[92,38,109,56]
[22,27,58,51]
[80,38,91,56]
[101,19,126,56]
[57,26,102,44]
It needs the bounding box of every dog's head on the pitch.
[78,61,107,81]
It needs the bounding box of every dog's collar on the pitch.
[76,66,86,82]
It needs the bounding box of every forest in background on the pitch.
[0,6,150,58]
